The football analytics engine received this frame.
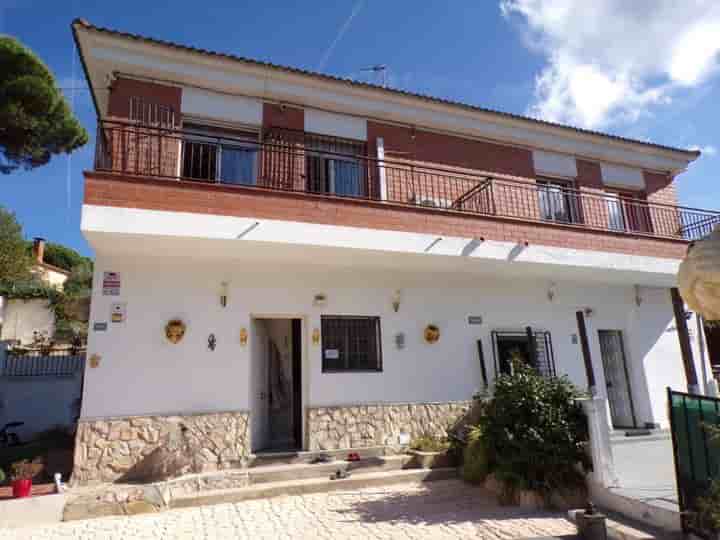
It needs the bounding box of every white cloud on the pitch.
[689,145,717,156]
[501,0,720,129]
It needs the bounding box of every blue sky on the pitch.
[2,0,719,256]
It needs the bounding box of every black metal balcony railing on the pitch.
[94,120,720,242]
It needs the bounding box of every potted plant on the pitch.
[10,458,43,498]
[407,434,452,469]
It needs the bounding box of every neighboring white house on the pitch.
[0,238,70,345]
[70,19,720,485]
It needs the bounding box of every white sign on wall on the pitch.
[102,272,121,296]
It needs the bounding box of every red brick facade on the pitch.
[84,172,687,260]
[107,78,182,120]
[93,84,690,259]
[262,103,304,131]
[367,121,535,178]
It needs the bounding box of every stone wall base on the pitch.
[306,401,472,451]
[72,411,249,486]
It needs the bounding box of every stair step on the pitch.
[249,455,413,484]
[170,467,458,510]
[250,445,389,467]
[610,429,670,444]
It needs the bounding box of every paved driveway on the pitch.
[611,434,679,510]
[2,480,576,540]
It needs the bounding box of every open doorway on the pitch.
[250,318,302,452]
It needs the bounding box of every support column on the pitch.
[671,287,700,394]
[581,397,619,487]
[576,311,597,395]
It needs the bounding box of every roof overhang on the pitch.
[72,20,700,175]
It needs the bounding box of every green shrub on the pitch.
[697,480,720,531]
[478,362,589,496]
[410,434,450,452]
[461,425,488,484]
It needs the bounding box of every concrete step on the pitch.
[250,445,388,467]
[248,454,414,485]
[610,430,670,445]
[170,467,458,510]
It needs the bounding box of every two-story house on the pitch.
[71,19,720,484]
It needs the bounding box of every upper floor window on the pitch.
[605,189,652,233]
[181,124,259,186]
[321,316,382,372]
[129,97,176,127]
[537,178,581,224]
[305,138,366,197]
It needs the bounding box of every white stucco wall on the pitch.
[81,253,687,430]
[0,299,55,344]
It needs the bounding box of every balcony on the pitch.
[93,120,720,243]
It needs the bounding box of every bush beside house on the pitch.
[460,362,589,508]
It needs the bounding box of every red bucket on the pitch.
[11,479,32,498]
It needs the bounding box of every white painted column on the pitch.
[377,137,388,201]
[581,396,619,488]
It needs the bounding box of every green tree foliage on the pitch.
[0,36,88,173]
[63,260,93,297]
[27,241,92,272]
[478,363,589,496]
[0,206,31,282]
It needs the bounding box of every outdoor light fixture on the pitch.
[392,289,402,312]
[547,282,557,302]
[220,282,229,308]
[239,328,248,346]
[312,328,321,345]
[634,285,643,307]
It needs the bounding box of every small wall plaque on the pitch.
[110,302,126,323]
[467,316,483,325]
[324,349,339,359]
[93,322,108,332]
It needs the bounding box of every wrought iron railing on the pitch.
[94,119,720,241]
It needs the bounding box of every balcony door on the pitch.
[306,153,364,197]
[537,178,580,224]
[605,190,652,233]
[181,124,258,186]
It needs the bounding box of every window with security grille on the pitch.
[321,316,382,372]
[491,330,556,378]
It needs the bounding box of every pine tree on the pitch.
[0,36,88,173]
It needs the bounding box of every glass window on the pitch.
[220,145,258,186]
[181,125,258,184]
[537,178,579,223]
[492,330,555,378]
[321,316,382,372]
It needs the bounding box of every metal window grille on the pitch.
[129,97,176,127]
[321,316,382,372]
[491,330,556,378]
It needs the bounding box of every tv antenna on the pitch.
[361,65,387,87]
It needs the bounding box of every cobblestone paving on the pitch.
[2,480,576,539]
